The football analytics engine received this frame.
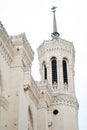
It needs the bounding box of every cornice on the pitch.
[0,21,14,65]
[52,94,79,110]
[0,42,13,65]
[38,38,73,50]
[0,21,10,41]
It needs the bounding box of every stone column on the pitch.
[37,91,48,130]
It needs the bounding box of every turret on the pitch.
[37,6,79,130]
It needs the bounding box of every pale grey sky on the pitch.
[0,0,87,129]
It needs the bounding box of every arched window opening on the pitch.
[63,60,68,84]
[51,58,58,84]
[44,64,47,80]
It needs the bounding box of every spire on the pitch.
[51,6,60,39]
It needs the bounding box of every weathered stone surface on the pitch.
[0,21,79,130]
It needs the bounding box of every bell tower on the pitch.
[37,6,79,130]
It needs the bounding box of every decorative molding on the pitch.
[0,21,14,65]
[37,37,74,59]
[0,96,9,110]
[0,22,9,39]
[52,94,79,110]
[0,42,13,65]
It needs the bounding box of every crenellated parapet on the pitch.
[0,21,14,65]
[10,33,34,70]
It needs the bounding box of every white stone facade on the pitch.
[0,21,79,130]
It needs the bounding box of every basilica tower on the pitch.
[37,6,79,130]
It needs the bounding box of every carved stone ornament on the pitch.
[52,94,79,110]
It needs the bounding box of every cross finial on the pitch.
[51,6,57,12]
[51,6,60,39]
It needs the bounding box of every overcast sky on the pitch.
[0,0,87,129]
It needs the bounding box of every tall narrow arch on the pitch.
[51,57,58,84]
[42,61,47,80]
[62,59,68,84]
[44,64,47,80]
